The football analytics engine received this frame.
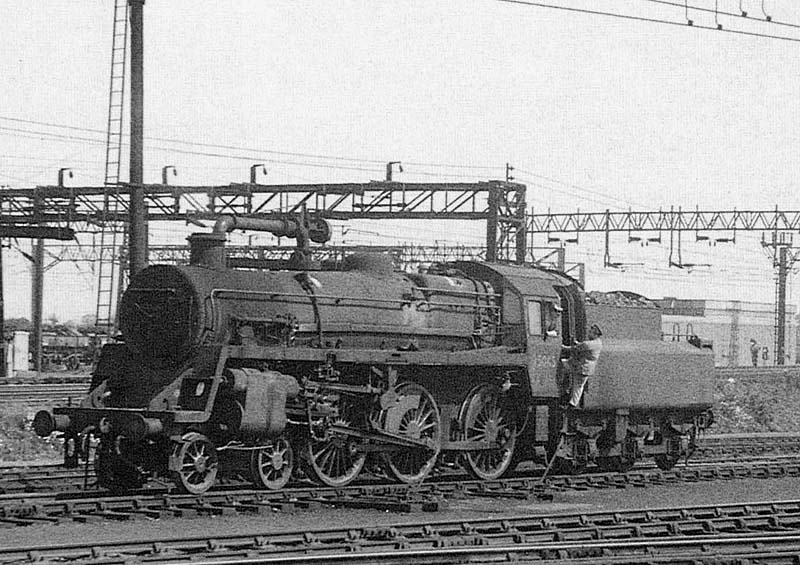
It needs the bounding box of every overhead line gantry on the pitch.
[2,179,528,263]
[528,208,800,233]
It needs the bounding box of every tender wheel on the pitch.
[171,433,218,495]
[548,437,588,476]
[250,437,294,490]
[596,436,638,473]
[596,454,635,473]
[617,435,638,472]
[654,434,682,471]
[460,385,517,480]
[551,456,585,475]
[595,456,620,473]
[380,382,442,484]
[654,453,680,471]
[305,405,366,487]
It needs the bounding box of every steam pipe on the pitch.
[212,215,331,244]
[188,214,332,269]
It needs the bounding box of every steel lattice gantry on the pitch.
[528,208,800,234]
[4,180,527,262]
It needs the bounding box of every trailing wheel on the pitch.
[250,437,294,490]
[305,409,366,488]
[171,433,218,495]
[379,382,442,484]
[460,384,517,480]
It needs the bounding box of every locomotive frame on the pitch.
[35,212,714,494]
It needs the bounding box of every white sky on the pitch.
[1,0,799,322]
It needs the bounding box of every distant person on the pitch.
[749,339,759,367]
[562,324,603,408]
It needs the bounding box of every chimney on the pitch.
[188,232,227,269]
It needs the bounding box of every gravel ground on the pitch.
[2,476,799,550]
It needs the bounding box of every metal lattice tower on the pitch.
[95,0,129,330]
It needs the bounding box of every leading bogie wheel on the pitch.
[250,437,294,490]
[380,382,442,484]
[172,433,218,495]
[95,435,145,492]
[460,384,517,480]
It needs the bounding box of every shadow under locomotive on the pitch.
[34,213,714,494]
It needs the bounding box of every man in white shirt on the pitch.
[562,324,603,408]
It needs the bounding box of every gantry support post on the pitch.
[486,181,526,264]
[486,193,498,262]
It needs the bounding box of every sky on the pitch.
[1,0,799,322]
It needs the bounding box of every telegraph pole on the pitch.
[0,239,4,378]
[762,230,797,366]
[775,245,789,365]
[31,239,44,372]
[128,0,147,276]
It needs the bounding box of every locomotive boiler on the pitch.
[35,213,714,494]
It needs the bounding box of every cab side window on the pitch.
[527,300,542,336]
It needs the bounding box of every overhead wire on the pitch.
[0,153,101,164]
[493,0,800,42]
[0,122,501,183]
[641,0,796,29]
[518,177,625,209]
[515,168,648,209]
[0,116,386,165]
[0,116,502,175]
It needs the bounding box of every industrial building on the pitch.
[657,298,797,368]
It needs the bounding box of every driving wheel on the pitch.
[379,382,442,484]
[305,409,366,487]
[460,384,517,480]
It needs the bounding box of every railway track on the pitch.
[2,499,800,563]
[697,432,800,458]
[0,383,89,406]
[2,432,799,496]
[1,457,800,527]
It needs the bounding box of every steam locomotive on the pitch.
[35,214,714,494]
